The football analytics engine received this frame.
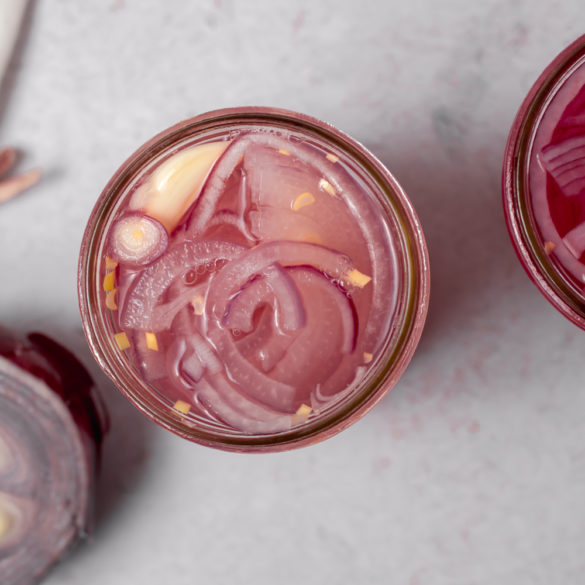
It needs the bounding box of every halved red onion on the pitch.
[120,239,245,330]
[0,330,104,585]
[109,213,169,267]
[222,264,305,333]
[539,136,585,197]
[562,221,585,258]
[207,327,297,410]
[206,240,359,322]
[195,374,292,434]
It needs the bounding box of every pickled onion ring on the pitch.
[121,240,245,330]
[195,374,292,434]
[222,264,305,334]
[207,327,296,410]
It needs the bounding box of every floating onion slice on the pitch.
[222,264,306,334]
[539,136,585,197]
[195,374,292,434]
[0,331,103,585]
[109,213,169,267]
[120,239,245,330]
[149,282,207,332]
[207,240,366,323]
[186,131,392,350]
[207,327,296,411]
[562,221,585,259]
[234,304,298,374]
[288,266,357,354]
[267,267,354,395]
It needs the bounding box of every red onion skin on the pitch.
[0,330,105,467]
[0,328,105,581]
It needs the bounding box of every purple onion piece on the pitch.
[186,131,395,351]
[562,221,585,258]
[206,240,356,321]
[120,239,245,330]
[287,266,358,354]
[0,330,104,585]
[539,136,585,197]
[222,264,305,334]
[196,374,292,434]
[109,213,169,267]
[207,327,296,411]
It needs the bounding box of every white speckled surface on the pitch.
[1,1,585,583]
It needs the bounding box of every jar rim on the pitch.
[78,107,430,452]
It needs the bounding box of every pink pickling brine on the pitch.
[504,35,585,328]
[79,108,429,452]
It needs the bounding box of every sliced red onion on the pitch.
[120,239,245,330]
[234,305,298,373]
[207,240,359,321]
[195,374,292,434]
[149,282,207,332]
[539,136,585,197]
[222,264,305,333]
[562,221,585,259]
[288,266,357,354]
[109,213,169,267]
[207,327,297,411]
[223,132,396,351]
[188,330,223,375]
[266,268,355,396]
[0,330,104,585]
[248,206,323,243]
[208,209,256,242]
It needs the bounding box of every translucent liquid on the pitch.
[100,127,399,434]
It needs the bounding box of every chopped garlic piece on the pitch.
[145,332,159,351]
[296,403,312,417]
[105,289,118,311]
[174,400,191,414]
[319,178,337,197]
[103,271,116,291]
[105,256,118,271]
[114,332,130,350]
[346,268,372,288]
[292,192,315,211]
[278,148,291,156]
[363,352,373,364]
[0,505,13,539]
[192,295,205,316]
[326,153,339,163]
[544,241,556,255]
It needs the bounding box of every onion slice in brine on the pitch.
[222,264,305,334]
[207,240,367,322]
[539,135,585,198]
[195,374,292,435]
[120,240,245,330]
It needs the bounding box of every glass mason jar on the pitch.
[503,35,585,328]
[78,107,429,452]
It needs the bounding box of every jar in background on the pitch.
[503,35,585,328]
